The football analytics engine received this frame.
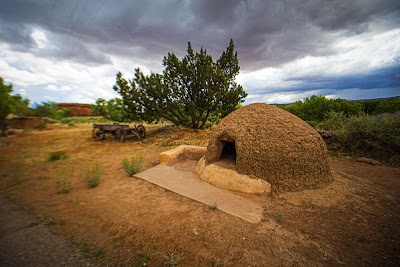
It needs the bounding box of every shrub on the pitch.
[319,111,348,136]
[320,111,400,165]
[121,155,144,176]
[282,95,364,123]
[85,162,103,188]
[374,99,400,114]
[48,151,68,162]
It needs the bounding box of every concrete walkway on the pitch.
[134,161,263,223]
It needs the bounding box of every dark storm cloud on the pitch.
[250,63,400,95]
[0,19,35,50]
[1,0,399,68]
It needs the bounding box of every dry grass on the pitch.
[0,124,399,267]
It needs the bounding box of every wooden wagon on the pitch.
[92,123,146,142]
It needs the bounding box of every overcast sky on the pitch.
[0,0,399,105]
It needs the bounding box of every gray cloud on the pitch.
[1,0,399,69]
[0,0,399,104]
[0,19,35,50]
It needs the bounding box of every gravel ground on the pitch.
[0,196,99,267]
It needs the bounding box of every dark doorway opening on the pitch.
[220,141,236,163]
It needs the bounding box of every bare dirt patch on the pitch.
[0,124,399,266]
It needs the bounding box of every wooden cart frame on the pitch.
[92,123,146,142]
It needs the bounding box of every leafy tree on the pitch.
[32,101,58,117]
[0,77,13,135]
[32,101,70,120]
[91,98,108,117]
[12,94,33,116]
[283,95,364,123]
[113,39,247,129]
[106,98,129,122]
[91,98,129,122]
[361,100,380,114]
[374,99,400,114]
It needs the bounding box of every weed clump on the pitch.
[209,203,218,210]
[85,162,103,188]
[274,212,283,223]
[164,252,180,267]
[93,247,105,257]
[48,151,68,162]
[45,217,57,225]
[121,155,144,176]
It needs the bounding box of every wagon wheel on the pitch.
[136,125,146,139]
[115,128,126,143]
[92,128,105,141]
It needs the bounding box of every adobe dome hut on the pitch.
[196,103,332,193]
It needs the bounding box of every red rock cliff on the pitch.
[57,103,93,116]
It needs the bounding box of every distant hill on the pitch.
[348,96,400,102]
[275,95,400,106]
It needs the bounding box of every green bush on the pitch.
[282,95,364,123]
[121,155,144,176]
[85,162,103,188]
[319,111,347,132]
[374,99,400,114]
[48,151,68,162]
[319,111,400,165]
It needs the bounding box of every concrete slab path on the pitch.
[134,162,263,223]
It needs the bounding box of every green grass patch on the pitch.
[48,151,68,162]
[93,247,105,257]
[45,217,57,225]
[84,161,103,188]
[138,252,155,266]
[60,116,113,125]
[121,155,144,176]
[274,212,283,223]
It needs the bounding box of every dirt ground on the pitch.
[0,196,98,267]
[0,124,399,266]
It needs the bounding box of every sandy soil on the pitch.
[0,124,399,266]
